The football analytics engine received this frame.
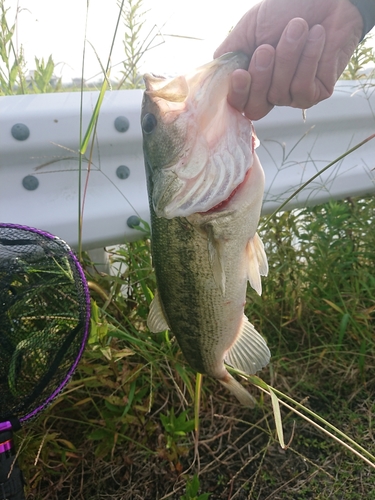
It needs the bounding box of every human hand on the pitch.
[214,0,364,120]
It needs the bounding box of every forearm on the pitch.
[350,0,375,38]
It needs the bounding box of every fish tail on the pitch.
[219,372,256,408]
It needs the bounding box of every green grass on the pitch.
[1,0,375,498]
[14,195,375,499]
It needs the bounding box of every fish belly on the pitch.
[151,211,247,378]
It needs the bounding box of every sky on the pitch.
[12,0,259,83]
[7,0,375,85]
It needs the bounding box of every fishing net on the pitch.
[0,223,91,425]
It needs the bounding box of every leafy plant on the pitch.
[180,474,210,500]
[160,409,195,449]
[341,34,375,80]
[30,55,61,93]
[0,0,59,95]
[117,0,161,89]
[0,0,27,94]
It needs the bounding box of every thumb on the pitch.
[214,5,259,58]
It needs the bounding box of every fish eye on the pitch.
[142,113,157,134]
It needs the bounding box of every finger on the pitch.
[244,45,275,121]
[227,69,251,113]
[267,18,309,106]
[289,24,327,108]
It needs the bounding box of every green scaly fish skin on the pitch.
[141,52,270,406]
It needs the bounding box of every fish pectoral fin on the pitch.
[147,290,170,333]
[207,226,226,296]
[225,315,270,375]
[246,232,268,295]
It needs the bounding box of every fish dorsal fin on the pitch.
[246,232,268,295]
[147,290,170,333]
[225,315,270,375]
[207,226,226,296]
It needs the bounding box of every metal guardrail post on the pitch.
[0,89,147,249]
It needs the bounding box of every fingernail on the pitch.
[286,20,306,41]
[254,48,273,70]
[308,24,324,41]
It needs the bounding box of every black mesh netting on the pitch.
[0,224,90,424]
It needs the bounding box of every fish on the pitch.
[141,52,270,406]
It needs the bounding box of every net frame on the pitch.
[0,223,91,425]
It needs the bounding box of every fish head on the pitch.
[141,72,190,212]
[141,52,258,218]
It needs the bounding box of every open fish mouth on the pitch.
[143,52,257,219]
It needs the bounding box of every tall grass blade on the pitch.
[249,375,375,468]
[79,72,109,155]
[78,0,126,254]
[260,133,375,230]
[194,373,202,434]
[269,388,285,449]
[77,0,90,256]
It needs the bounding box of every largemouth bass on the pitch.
[141,52,270,406]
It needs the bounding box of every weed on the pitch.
[0,0,61,95]
[117,0,150,89]
[180,474,210,500]
[0,0,27,94]
[341,34,375,80]
[160,409,195,443]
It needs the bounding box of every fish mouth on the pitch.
[144,52,250,102]
[149,52,257,219]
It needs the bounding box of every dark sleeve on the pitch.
[349,0,375,39]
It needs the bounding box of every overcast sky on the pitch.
[8,1,375,84]
[12,0,258,83]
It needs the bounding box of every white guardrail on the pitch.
[0,81,374,250]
